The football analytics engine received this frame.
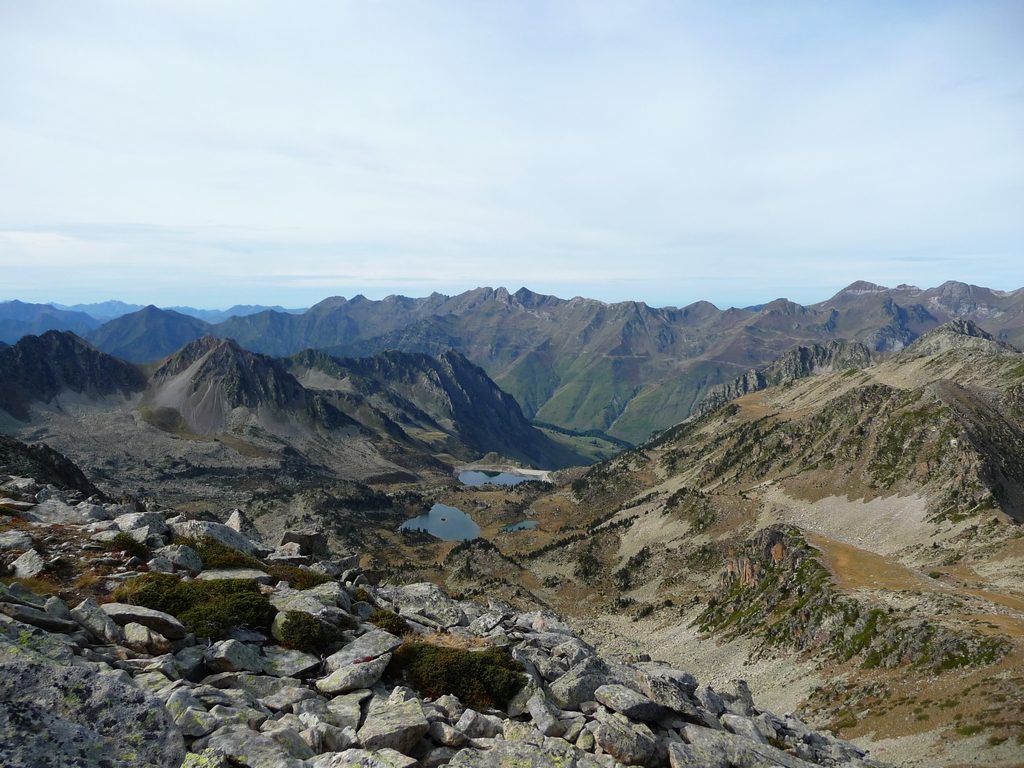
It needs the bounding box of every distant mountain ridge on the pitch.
[12,280,1024,442]
[0,331,146,420]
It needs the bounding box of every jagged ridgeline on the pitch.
[0,439,886,768]
[496,319,1024,761]
[16,280,1013,443]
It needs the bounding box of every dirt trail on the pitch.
[807,534,938,593]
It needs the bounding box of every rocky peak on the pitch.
[904,319,1018,357]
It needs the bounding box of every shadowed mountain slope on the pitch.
[87,306,211,362]
[0,331,146,420]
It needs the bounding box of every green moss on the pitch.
[387,641,525,709]
[351,587,372,603]
[176,535,263,569]
[266,564,332,590]
[369,609,410,635]
[113,572,276,639]
[276,610,340,653]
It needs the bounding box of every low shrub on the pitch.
[369,609,409,636]
[176,536,263,569]
[113,572,276,639]
[276,610,340,654]
[351,587,372,603]
[267,564,333,590]
[387,641,525,709]
[105,532,149,560]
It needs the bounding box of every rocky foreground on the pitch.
[0,471,887,768]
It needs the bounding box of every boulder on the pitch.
[199,724,306,768]
[324,629,402,672]
[0,602,79,633]
[675,724,818,768]
[316,653,391,695]
[114,511,169,535]
[547,657,611,710]
[391,583,466,628]
[11,549,45,579]
[309,749,417,767]
[156,544,203,574]
[0,530,33,551]
[448,740,604,767]
[526,692,564,737]
[0,635,185,768]
[594,684,668,723]
[594,712,660,766]
[261,646,321,678]
[197,568,273,584]
[170,519,262,556]
[71,597,124,644]
[123,622,172,655]
[357,696,430,754]
[101,602,187,640]
[280,530,329,557]
[205,640,266,674]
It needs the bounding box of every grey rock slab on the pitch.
[429,720,469,747]
[201,724,307,768]
[205,639,267,674]
[392,582,466,628]
[448,741,604,767]
[71,597,125,643]
[197,568,274,584]
[324,629,402,671]
[0,635,185,768]
[156,543,204,574]
[677,724,818,768]
[594,683,669,723]
[0,602,79,632]
[123,622,172,655]
[11,549,45,578]
[261,645,321,678]
[455,708,505,739]
[722,713,768,744]
[547,657,612,710]
[593,713,659,767]
[101,602,186,640]
[526,693,565,737]
[25,498,90,524]
[316,653,391,695]
[357,696,429,754]
[114,511,169,534]
[0,530,33,551]
[171,519,262,555]
[309,748,418,767]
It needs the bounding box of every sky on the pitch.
[1,0,1022,310]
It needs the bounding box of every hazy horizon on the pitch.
[3,1,1022,308]
[4,277,1024,315]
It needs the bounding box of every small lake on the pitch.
[399,503,480,541]
[459,470,535,487]
[501,520,539,533]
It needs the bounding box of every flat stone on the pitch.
[123,622,172,655]
[676,724,818,768]
[447,741,604,767]
[71,597,124,644]
[171,520,262,555]
[0,602,79,633]
[0,635,185,768]
[205,640,266,674]
[357,696,430,754]
[261,645,321,678]
[547,657,611,710]
[114,511,169,534]
[594,713,659,766]
[101,602,186,640]
[316,653,391,695]
[392,582,466,628]
[197,568,273,584]
[200,724,307,768]
[526,693,564,737]
[11,549,45,579]
[25,499,90,524]
[156,543,204,574]
[0,530,33,551]
[309,749,418,768]
[595,684,668,723]
[324,629,403,672]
